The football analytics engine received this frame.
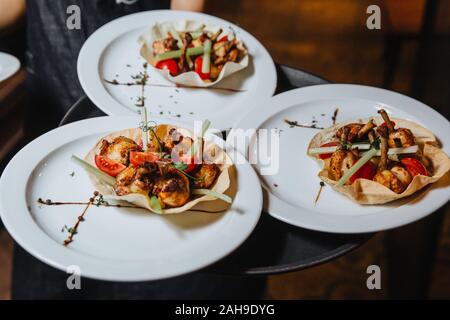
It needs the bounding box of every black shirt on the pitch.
[25,0,169,130]
[17,0,266,299]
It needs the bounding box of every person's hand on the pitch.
[0,0,25,35]
[170,0,205,12]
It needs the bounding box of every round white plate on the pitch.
[228,84,450,233]
[0,116,262,281]
[0,52,20,83]
[78,10,277,131]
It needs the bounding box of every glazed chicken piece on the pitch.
[212,41,234,64]
[191,32,207,48]
[336,123,364,142]
[191,163,220,189]
[162,127,193,160]
[99,136,140,166]
[373,165,412,194]
[373,125,412,193]
[162,128,188,149]
[115,163,158,196]
[226,48,239,62]
[329,150,359,182]
[153,171,190,207]
[210,64,222,79]
[377,109,415,148]
[212,37,247,66]
[152,36,179,56]
[329,127,359,182]
[388,128,415,148]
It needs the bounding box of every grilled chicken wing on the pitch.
[336,123,364,142]
[154,171,190,207]
[191,163,220,189]
[162,128,193,151]
[99,136,140,166]
[115,163,158,196]
[328,150,359,182]
[388,128,415,148]
[152,37,179,56]
[162,128,194,161]
[373,164,412,194]
[213,41,233,60]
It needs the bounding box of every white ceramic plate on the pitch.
[228,84,450,233]
[0,116,262,281]
[0,52,20,83]
[77,10,277,131]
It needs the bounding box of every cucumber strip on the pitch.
[369,145,419,156]
[71,155,116,186]
[201,39,212,74]
[308,146,338,155]
[154,46,204,62]
[308,143,371,155]
[149,196,162,214]
[190,119,211,156]
[337,148,378,186]
[192,189,232,204]
[201,119,211,137]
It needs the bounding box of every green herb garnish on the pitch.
[149,196,162,214]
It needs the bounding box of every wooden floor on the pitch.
[268,211,450,299]
[1,0,450,299]
[0,231,13,300]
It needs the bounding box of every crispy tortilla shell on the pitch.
[308,117,450,204]
[139,20,249,87]
[85,125,233,214]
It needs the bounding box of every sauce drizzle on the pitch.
[38,192,227,246]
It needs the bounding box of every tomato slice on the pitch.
[349,161,376,184]
[156,59,179,76]
[319,141,339,159]
[130,151,160,167]
[95,155,126,177]
[400,157,428,177]
[218,35,228,42]
[194,56,210,80]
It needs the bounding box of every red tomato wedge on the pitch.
[319,141,339,159]
[130,151,160,167]
[218,35,228,42]
[400,158,428,177]
[194,56,210,80]
[95,155,126,177]
[349,161,376,184]
[156,59,179,76]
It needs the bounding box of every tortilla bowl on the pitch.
[84,124,234,214]
[139,20,249,87]
[308,117,450,204]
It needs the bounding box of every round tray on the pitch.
[59,64,373,275]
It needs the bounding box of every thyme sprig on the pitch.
[91,193,109,207]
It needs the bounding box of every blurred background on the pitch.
[0,0,449,299]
